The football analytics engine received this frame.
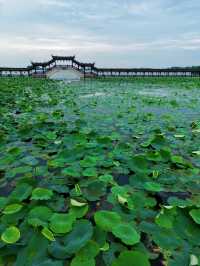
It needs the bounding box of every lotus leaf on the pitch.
[31,188,53,200]
[112,223,140,245]
[1,226,20,244]
[94,211,121,231]
[63,220,93,254]
[49,213,76,234]
[112,251,150,266]
[3,203,23,214]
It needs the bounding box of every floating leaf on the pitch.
[192,151,200,156]
[171,155,185,165]
[83,181,106,201]
[9,183,32,202]
[144,182,163,192]
[190,254,199,266]
[117,195,128,205]
[100,242,109,251]
[71,256,95,266]
[174,134,185,139]
[155,210,174,229]
[112,223,140,245]
[70,199,87,207]
[128,155,148,173]
[0,197,7,210]
[63,220,93,254]
[189,209,200,224]
[50,213,76,234]
[70,205,88,218]
[112,251,150,266]
[78,240,99,258]
[62,166,81,178]
[99,174,114,183]
[94,211,121,231]
[21,156,39,166]
[82,168,97,177]
[41,227,55,241]
[37,259,63,266]
[80,156,98,168]
[31,188,53,200]
[28,206,53,227]
[3,203,23,214]
[48,240,70,260]
[1,226,20,244]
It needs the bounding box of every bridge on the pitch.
[0,55,199,79]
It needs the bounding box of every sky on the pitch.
[0,0,200,67]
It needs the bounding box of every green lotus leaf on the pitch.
[62,166,81,178]
[9,183,32,202]
[70,199,87,207]
[150,133,166,149]
[192,151,200,156]
[36,259,63,266]
[3,203,23,214]
[71,256,95,266]
[41,227,55,241]
[144,182,163,192]
[1,226,20,244]
[15,233,49,266]
[0,197,8,210]
[80,156,98,168]
[49,213,76,234]
[155,210,174,229]
[99,174,114,183]
[167,197,191,207]
[128,155,148,173]
[112,223,140,245]
[112,251,150,266]
[94,211,121,231]
[7,166,32,178]
[83,181,106,201]
[82,167,97,177]
[48,241,71,259]
[171,155,185,165]
[28,206,53,227]
[21,156,39,166]
[63,220,93,254]
[189,209,200,224]
[70,205,89,218]
[46,131,57,140]
[78,240,99,258]
[28,218,48,228]
[31,187,53,200]
[93,226,107,247]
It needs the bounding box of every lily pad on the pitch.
[94,211,121,231]
[63,220,93,254]
[112,223,140,245]
[3,203,23,214]
[189,209,200,224]
[83,181,106,201]
[112,251,150,266]
[144,182,163,192]
[71,256,95,266]
[49,213,76,234]
[9,183,32,202]
[28,206,53,227]
[31,188,53,200]
[1,226,20,244]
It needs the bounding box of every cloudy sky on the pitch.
[0,0,200,67]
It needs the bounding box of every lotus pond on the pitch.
[0,77,200,266]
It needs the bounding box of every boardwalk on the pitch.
[0,55,199,78]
